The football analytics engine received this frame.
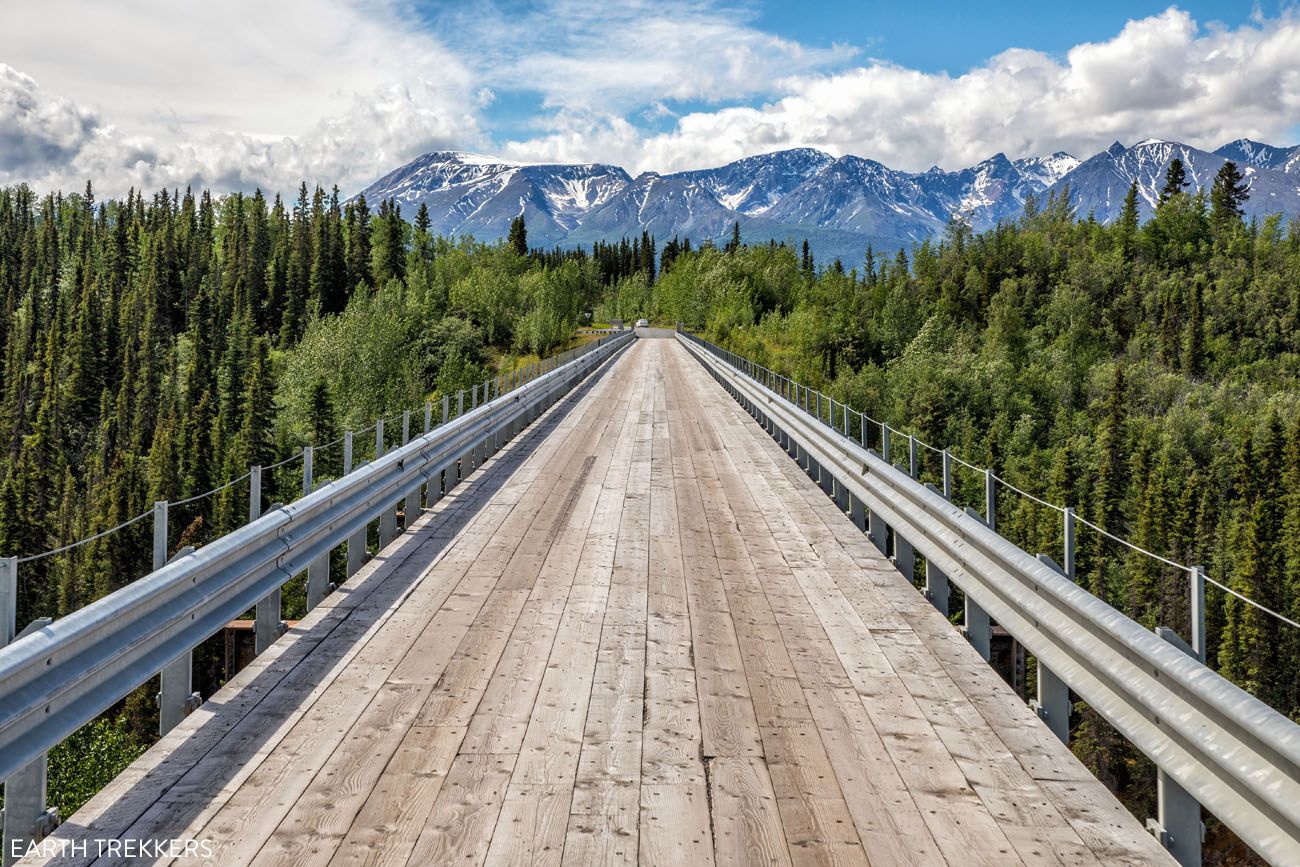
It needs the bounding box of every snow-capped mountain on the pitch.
[356,137,1300,265]
[1214,139,1300,174]
[358,151,631,247]
[671,148,836,215]
[1046,139,1300,222]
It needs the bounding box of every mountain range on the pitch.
[356,138,1300,266]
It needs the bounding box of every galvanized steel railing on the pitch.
[678,330,1300,867]
[0,331,633,863]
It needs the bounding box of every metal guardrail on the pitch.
[678,330,1300,867]
[0,331,633,861]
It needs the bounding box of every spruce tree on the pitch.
[1209,160,1249,238]
[508,215,528,256]
[1158,158,1189,204]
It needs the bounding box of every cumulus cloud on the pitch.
[0,0,484,195]
[3,4,1300,194]
[506,7,1300,174]
[0,66,98,173]
[435,0,855,113]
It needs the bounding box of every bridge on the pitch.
[2,331,1298,865]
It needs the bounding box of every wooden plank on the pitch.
[483,784,572,867]
[327,725,465,867]
[709,757,793,867]
[405,754,516,865]
[639,784,715,865]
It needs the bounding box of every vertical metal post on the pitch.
[1190,566,1206,663]
[893,535,914,583]
[442,395,450,425]
[344,432,366,579]
[0,556,15,646]
[1032,553,1070,743]
[942,449,952,500]
[152,500,168,572]
[867,509,888,554]
[472,383,479,410]
[252,465,283,654]
[1037,664,1070,745]
[402,410,419,529]
[985,469,997,533]
[860,413,867,448]
[424,402,433,434]
[377,421,397,548]
[965,596,991,661]
[1148,628,1204,866]
[908,435,918,478]
[0,608,56,867]
[881,425,891,464]
[155,500,198,737]
[925,560,950,617]
[457,390,464,418]
[304,447,330,610]
[1064,507,1076,582]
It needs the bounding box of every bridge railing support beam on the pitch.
[402,410,421,530]
[154,502,201,736]
[1148,625,1205,867]
[2,557,60,867]
[1030,553,1071,744]
[251,465,286,654]
[919,484,949,615]
[377,420,398,549]
[961,507,992,661]
[343,433,369,580]
[304,447,332,611]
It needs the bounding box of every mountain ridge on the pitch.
[357,138,1300,265]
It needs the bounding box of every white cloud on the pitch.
[0,0,484,195]
[434,0,855,113]
[3,4,1300,194]
[506,7,1300,174]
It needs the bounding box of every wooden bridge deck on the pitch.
[31,338,1172,866]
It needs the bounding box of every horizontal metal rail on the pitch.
[0,332,633,785]
[678,331,1300,866]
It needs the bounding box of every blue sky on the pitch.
[1,0,1299,195]
[420,0,1289,141]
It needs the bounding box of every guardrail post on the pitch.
[159,544,199,736]
[154,501,192,735]
[919,484,950,615]
[881,424,891,464]
[2,557,60,867]
[925,559,949,616]
[942,449,952,499]
[1031,554,1071,744]
[377,421,398,548]
[344,433,367,579]
[908,435,918,478]
[1190,565,1206,663]
[1148,628,1205,866]
[965,594,991,662]
[985,469,997,532]
[304,447,331,610]
[251,466,285,653]
[430,396,450,507]
[867,508,888,554]
[892,533,915,583]
[402,410,420,530]
[1,556,14,645]
[1064,507,1076,582]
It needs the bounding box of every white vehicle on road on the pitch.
[635,318,649,328]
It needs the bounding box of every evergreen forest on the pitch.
[0,161,1296,863]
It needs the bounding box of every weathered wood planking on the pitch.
[27,338,1174,867]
